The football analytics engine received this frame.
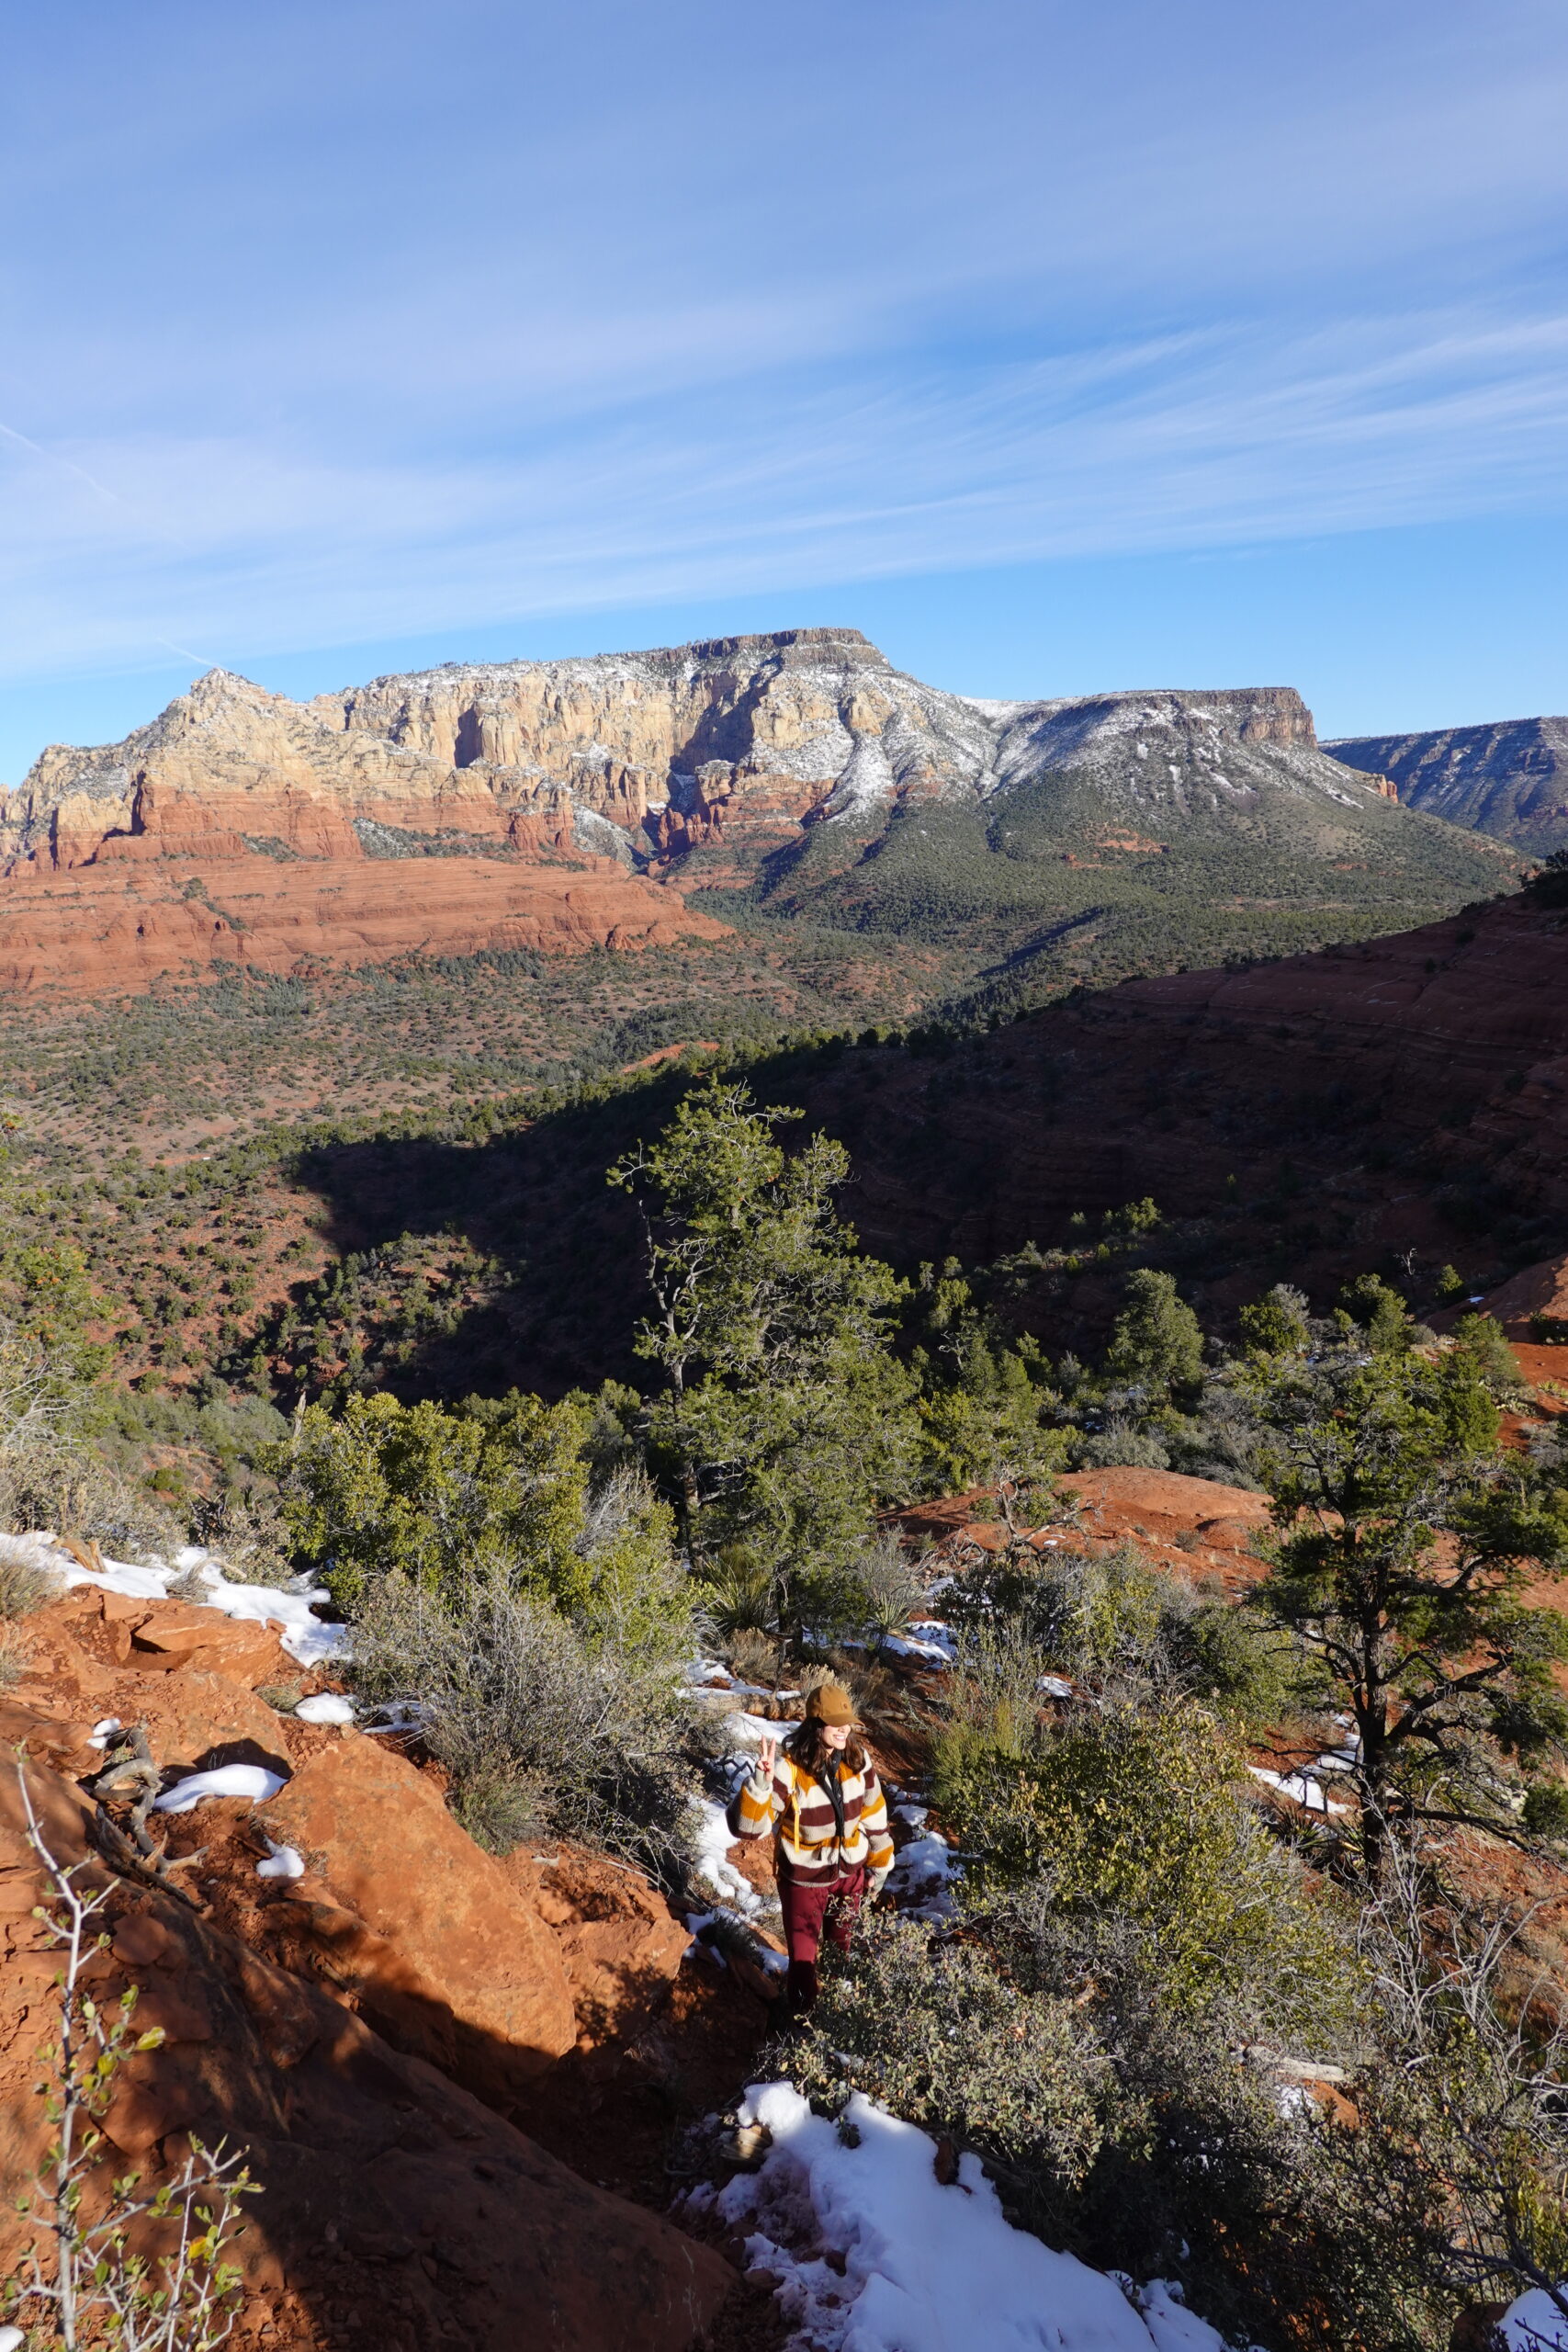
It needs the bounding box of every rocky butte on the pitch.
[1,628,1505,999]
[1328,714,1568,854]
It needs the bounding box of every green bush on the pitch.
[273,1390,684,1643]
[1163,1594,1306,1731]
[272,1388,587,1607]
[784,1915,1108,2233]
[1448,1311,1526,1401]
[1104,1270,1204,1397]
[935,1698,1348,2020]
[942,1539,1285,1715]
[777,1843,1418,2349]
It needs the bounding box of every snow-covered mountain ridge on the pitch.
[0,630,1412,877]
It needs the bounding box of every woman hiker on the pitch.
[733,1679,895,2016]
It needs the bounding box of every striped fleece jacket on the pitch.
[734,1748,896,1887]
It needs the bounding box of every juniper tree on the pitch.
[908,1257,1061,1495]
[1242,1302,1568,1883]
[1104,1269,1204,1400]
[609,1079,917,1617]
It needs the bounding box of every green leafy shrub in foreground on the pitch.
[785,1914,1109,2212]
[934,1698,1344,2017]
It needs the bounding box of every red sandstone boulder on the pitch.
[1060,1468,1272,1578]
[107,1666,294,1777]
[262,1737,579,2107]
[0,1749,734,2352]
[507,1843,690,2048]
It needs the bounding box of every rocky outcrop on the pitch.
[263,1738,580,2109]
[0,1587,740,2350]
[0,668,727,996]
[5,637,1490,998]
[1327,716,1568,852]
[0,842,722,999]
[6,635,1523,992]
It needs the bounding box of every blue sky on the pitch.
[2,0,1566,779]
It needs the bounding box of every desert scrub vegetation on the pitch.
[273,1385,709,1870]
[0,1534,61,1619]
[773,1275,1568,2351]
[1238,1279,1568,1880]
[344,1569,702,1871]
[788,1649,1568,2344]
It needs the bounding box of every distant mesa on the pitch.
[1328,715,1568,854]
[0,631,1522,999]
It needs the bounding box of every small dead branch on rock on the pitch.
[87,1729,206,1911]
[4,1754,258,2351]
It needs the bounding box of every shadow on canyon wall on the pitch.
[271,883,1568,1403]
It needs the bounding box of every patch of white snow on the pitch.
[153,1764,288,1815]
[16,1532,345,1668]
[294,1692,355,1725]
[690,1798,766,1916]
[708,2083,1234,2352]
[255,1839,305,1882]
[1248,1766,1349,1816]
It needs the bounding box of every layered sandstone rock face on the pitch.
[0,668,727,996]
[0,633,1411,994]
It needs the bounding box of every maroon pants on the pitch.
[778,1863,865,2014]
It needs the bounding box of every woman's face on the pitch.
[822,1723,851,1752]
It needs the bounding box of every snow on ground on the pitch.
[887,1829,959,1922]
[723,1708,788,1747]
[698,2082,1237,2352]
[691,1796,769,1916]
[152,1762,288,1814]
[294,1692,355,1725]
[682,1656,800,1702]
[880,1618,956,1668]
[256,1838,305,1881]
[361,1700,427,1735]
[10,1530,347,1667]
[1501,2287,1568,2347]
[684,1908,788,1978]
[1247,1766,1350,1817]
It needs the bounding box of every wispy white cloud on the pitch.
[3,300,1565,681]
[2,0,1566,703]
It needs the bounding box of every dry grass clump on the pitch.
[722,1626,784,1689]
[186,1483,293,1587]
[344,1571,701,1873]
[0,1442,175,1563]
[0,1535,62,1620]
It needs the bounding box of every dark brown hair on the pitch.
[784,1718,869,1779]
